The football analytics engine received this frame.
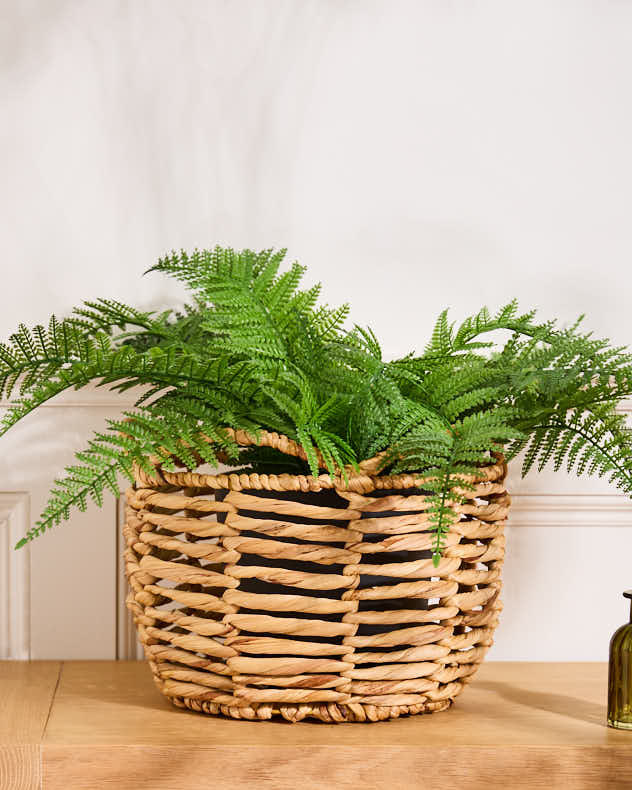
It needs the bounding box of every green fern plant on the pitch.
[2,246,631,565]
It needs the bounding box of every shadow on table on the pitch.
[475,680,605,727]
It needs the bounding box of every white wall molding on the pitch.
[0,493,30,660]
[0,383,141,409]
[2,390,630,660]
[1,389,631,413]
[509,493,632,528]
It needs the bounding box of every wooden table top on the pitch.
[1,661,630,789]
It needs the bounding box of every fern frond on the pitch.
[4,253,630,561]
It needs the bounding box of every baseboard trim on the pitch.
[509,493,632,528]
[0,493,30,659]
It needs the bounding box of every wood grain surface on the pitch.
[0,662,60,790]
[2,661,631,789]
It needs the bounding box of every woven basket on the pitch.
[124,430,509,723]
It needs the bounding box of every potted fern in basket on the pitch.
[2,247,631,722]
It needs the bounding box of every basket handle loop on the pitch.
[223,428,384,477]
[225,428,312,460]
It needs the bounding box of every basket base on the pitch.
[168,694,452,723]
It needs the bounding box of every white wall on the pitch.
[1,1,631,661]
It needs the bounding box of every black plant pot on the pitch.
[215,486,431,647]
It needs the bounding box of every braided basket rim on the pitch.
[134,427,507,494]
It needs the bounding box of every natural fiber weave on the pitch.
[124,431,509,723]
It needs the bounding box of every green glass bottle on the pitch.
[608,590,632,730]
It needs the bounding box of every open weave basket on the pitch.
[124,430,509,723]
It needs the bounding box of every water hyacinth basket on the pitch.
[124,430,509,723]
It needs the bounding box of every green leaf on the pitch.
[2,255,631,563]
